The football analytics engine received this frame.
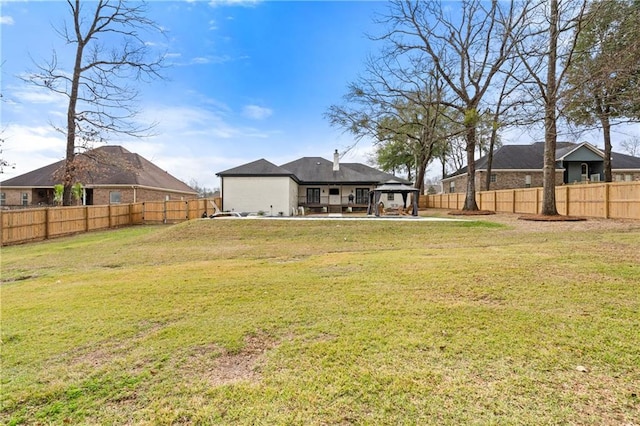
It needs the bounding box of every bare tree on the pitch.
[620,136,640,157]
[0,82,15,174]
[24,1,165,205]
[189,179,218,198]
[326,53,451,198]
[513,0,588,216]
[480,56,529,191]
[0,136,16,174]
[378,0,529,211]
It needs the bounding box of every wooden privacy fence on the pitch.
[1,198,220,246]
[423,181,640,220]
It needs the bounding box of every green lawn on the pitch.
[1,217,639,425]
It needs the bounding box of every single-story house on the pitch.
[216,150,413,216]
[0,145,197,207]
[442,141,640,193]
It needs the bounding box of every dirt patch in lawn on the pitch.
[183,333,279,387]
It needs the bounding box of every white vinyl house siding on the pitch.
[222,176,297,216]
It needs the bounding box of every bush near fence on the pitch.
[421,181,640,220]
[0,198,221,246]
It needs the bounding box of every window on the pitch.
[625,174,633,182]
[109,191,121,204]
[581,163,589,181]
[449,181,455,193]
[355,188,369,204]
[387,193,395,201]
[329,188,339,195]
[306,188,320,204]
[525,175,532,188]
[490,174,497,183]
[22,192,28,206]
[0,192,5,205]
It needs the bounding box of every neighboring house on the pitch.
[442,141,640,193]
[216,150,411,216]
[0,145,197,207]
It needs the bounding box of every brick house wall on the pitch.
[444,170,564,193]
[612,172,640,182]
[477,170,564,191]
[1,186,196,207]
[1,189,31,206]
[91,187,194,205]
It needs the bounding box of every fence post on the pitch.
[163,200,167,224]
[512,190,516,213]
[85,206,89,232]
[604,183,610,219]
[44,207,50,240]
[565,186,570,216]
[109,204,113,228]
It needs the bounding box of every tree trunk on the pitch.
[600,113,612,182]
[63,1,85,206]
[541,0,560,216]
[463,125,479,211]
[484,129,498,191]
[414,152,430,205]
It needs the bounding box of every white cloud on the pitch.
[0,124,66,180]
[188,55,232,65]
[9,84,66,105]
[242,105,272,120]
[208,0,261,8]
[0,16,14,25]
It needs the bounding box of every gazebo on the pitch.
[367,182,420,217]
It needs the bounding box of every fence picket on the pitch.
[1,197,221,246]
[421,182,640,220]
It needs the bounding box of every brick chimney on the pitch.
[333,149,339,171]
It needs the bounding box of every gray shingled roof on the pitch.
[610,151,640,168]
[217,155,408,185]
[447,142,640,178]
[280,157,408,184]
[1,145,196,194]
[217,159,296,178]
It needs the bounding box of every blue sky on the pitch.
[1,1,638,190]
[1,0,389,189]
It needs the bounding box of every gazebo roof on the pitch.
[374,182,419,193]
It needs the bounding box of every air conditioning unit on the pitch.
[590,174,601,182]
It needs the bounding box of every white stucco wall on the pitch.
[221,176,298,216]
